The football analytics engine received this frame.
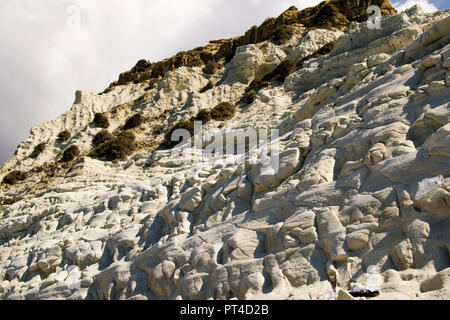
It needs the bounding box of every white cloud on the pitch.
[392,0,439,13]
[0,0,320,164]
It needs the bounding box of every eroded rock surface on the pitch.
[0,3,449,300]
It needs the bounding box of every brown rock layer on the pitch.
[105,0,396,91]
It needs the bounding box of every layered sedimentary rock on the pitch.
[0,2,449,300]
[105,0,396,90]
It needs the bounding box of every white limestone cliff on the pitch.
[0,5,449,300]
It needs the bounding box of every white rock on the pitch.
[222,42,286,84]
[1,6,449,301]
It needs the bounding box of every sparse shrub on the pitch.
[186,56,204,68]
[317,2,339,20]
[89,131,136,161]
[123,114,144,130]
[313,3,348,29]
[61,145,80,162]
[57,130,71,141]
[193,109,212,124]
[92,130,114,148]
[199,80,214,93]
[29,143,46,159]
[164,121,195,148]
[2,196,22,205]
[272,25,295,45]
[93,113,110,128]
[133,59,152,72]
[2,171,27,185]
[312,41,334,58]
[210,102,236,121]
[244,89,258,105]
[241,79,269,105]
[262,59,298,83]
[152,124,163,136]
[296,42,334,69]
[117,131,136,141]
[202,61,219,75]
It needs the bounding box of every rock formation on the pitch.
[0,1,449,300]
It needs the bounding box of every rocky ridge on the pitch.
[0,2,449,300]
[105,0,396,90]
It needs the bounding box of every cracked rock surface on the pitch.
[0,4,449,300]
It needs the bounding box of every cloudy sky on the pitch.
[0,0,446,164]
